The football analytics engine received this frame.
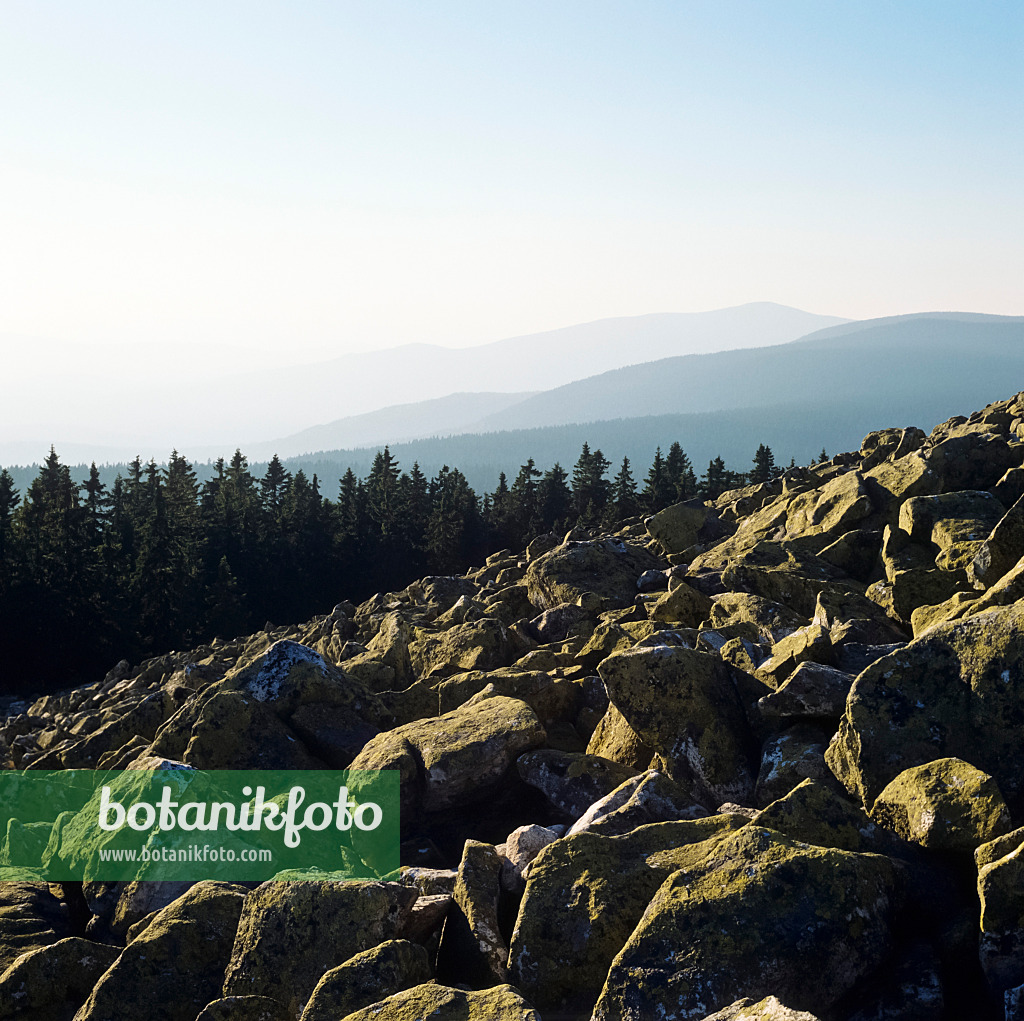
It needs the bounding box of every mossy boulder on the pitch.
[592,826,902,1021]
[508,816,745,1014]
[753,779,899,855]
[525,538,664,611]
[350,696,545,816]
[409,618,523,679]
[435,840,508,987]
[516,750,638,819]
[225,640,383,722]
[598,645,755,806]
[826,601,1024,811]
[299,940,431,1021]
[754,727,832,808]
[780,469,873,539]
[567,769,707,837]
[0,937,120,1019]
[76,881,248,1021]
[757,661,855,723]
[336,982,540,1020]
[222,880,416,1017]
[0,883,70,974]
[197,997,291,1021]
[701,997,823,1020]
[898,490,1004,549]
[970,492,1024,588]
[586,702,654,770]
[708,592,805,644]
[869,757,1012,851]
[648,580,714,627]
[182,691,324,770]
[646,502,709,555]
[978,832,1024,995]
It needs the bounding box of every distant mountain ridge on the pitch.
[1,302,847,462]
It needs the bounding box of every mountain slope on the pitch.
[468,314,1024,432]
[1,303,846,462]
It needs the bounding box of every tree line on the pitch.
[0,440,792,694]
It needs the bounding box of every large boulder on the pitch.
[508,816,744,1014]
[299,940,431,1021]
[76,882,248,1021]
[336,982,541,1020]
[826,601,1024,811]
[598,645,756,807]
[869,757,1013,852]
[348,696,545,816]
[0,937,120,1019]
[435,841,508,987]
[409,619,523,679]
[516,750,638,820]
[0,883,70,974]
[592,826,902,1021]
[525,538,664,612]
[221,880,416,1018]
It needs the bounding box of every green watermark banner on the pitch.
[0,769,399,882]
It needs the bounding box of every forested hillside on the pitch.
[0,439,783,694]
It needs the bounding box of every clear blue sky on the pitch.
[1,1,1021,357]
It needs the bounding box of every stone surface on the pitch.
[525,537,664,611]
[869,757,1013,851]
[592,826,901,1021]
[516,750,638,819]
[76,882,248,1021]
[349,695,545,814]
[826,601,1024,811]
[598,644,755,807]
[508,816,745,1014]
[221,881,416,1017]
[299,940,431,1021]
[0,937,120,1019]
[336,982,541,1020]
[435,840,508,987]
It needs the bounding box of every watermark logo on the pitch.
[0,769,399,882]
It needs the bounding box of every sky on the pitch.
[1,1,1022,365]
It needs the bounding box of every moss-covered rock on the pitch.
[299,940,431,1021]
[409,618,523,679]
[978,832,1024,995]
[508,816,744,1014]
[349,696,545,815]
[648,580,714,627]
[753,779,898,855]
[592,826,902,1021]
[336,982,540,1020]
[221,880,416,1017]
[0,883,69,974]
[869,758,1012,851]
[754,727,831,808]
[586,701,654,770]
[435,840,508,987]
[826,601,1024,811]
[567,769,707,837]
[0,937,120,1019]
[76,881,248,1021]
[182,691,324,770]
[517,750,638,819]
[756,661,855,723]
[708,592,805,644]
[598,644,755,806]
[700,997,823,1020]
[525,537,664,612]
[646,502,709,555]
[197,997,291,1021]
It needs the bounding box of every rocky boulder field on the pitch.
[7,393,1024,1019]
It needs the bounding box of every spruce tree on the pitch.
[610,456,638,519]
[750,443,779,484]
